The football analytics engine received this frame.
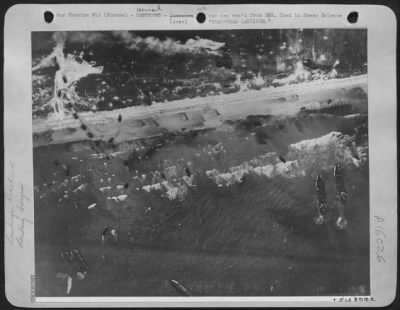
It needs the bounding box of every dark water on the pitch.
[34,112,369,297]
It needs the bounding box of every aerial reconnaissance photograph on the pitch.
[32,29,369,297]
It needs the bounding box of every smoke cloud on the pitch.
[55,31,225,56]
[53,31,67,47]
[67,32,108,46]
[113,31,225,56]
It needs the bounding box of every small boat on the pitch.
[334,163,349,230]
[169,279,192,296]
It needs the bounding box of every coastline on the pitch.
[33,74,367,147]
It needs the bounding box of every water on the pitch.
[34,112,369,296]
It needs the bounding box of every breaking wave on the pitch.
[205,132,367,187]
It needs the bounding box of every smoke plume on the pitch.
[67,32,108,46]
[54,31,225,56]
[112,31,225,56]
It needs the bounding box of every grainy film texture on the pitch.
[32,29,369,297]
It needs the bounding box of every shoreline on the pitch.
[33,74,367,147]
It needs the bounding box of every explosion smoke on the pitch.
[32,31,103,120]
[112,31,225,56]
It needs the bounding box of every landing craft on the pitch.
[334,163,349,230]
[169,279,192,296]
[334,163,348,203]
[314,174,328,225]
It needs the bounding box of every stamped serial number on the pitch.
[333,296,375,303]
[374,216,386,263]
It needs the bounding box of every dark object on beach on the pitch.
[87,132,94,138]
[124,182,129,189]
[118,114,122,122]
[181,112,189,120]
[73,112,79,119]
[108,137,114,144]
[169,279,192,296]
[143,90,152,105]
[302,58,333,71]
[80,124,87,130]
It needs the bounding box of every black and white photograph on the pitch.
[31,29,370,297]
